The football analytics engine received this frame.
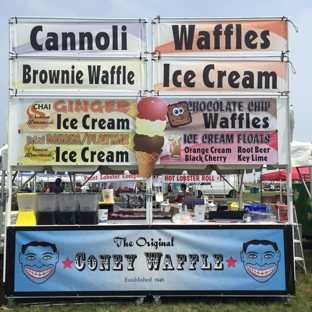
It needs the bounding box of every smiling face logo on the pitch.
[240,239,281,283]
[167,102,192,128]
[19,241,59,284]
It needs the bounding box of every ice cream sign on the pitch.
[152,59,287,95]
[16,97,281,168]
[17,98,138,131]
[159,97,280,166]
[16,98,138,166]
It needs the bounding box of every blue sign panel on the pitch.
[5,224,295,297]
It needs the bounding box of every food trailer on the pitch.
[4,16,296,306]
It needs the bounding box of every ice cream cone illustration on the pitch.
[135,151,160,178]
[134,97,168,178]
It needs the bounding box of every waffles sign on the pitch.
[153,19,288,54]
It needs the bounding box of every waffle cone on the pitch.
[135,151,159,178]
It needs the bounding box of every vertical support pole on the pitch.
[145,176,153,225]
[310,167,312,204]
[286,100,293,224]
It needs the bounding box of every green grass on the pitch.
[1,191,311,311]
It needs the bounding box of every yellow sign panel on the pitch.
[18,132,136,165]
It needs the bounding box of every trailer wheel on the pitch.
[197,190,202,198]
[228,190,237,198]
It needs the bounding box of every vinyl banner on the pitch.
[14,98,138,132]
[153,59,287,95]
[82,173,144,182]
[15,97,280,165]
[162,174,229,183]
[10,20,147,56]
[11,57,145,93]
[17,131,136,165]
[6,225,294,296]
[164,98,277,131]
[153,19,287,55]
[159,97,279,165]
[160,130,278,165]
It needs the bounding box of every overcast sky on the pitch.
[2,0,311,181]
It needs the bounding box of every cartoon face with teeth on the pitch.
[240,239,281,283]
[19,241,59,284]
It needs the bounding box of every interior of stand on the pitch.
[4,162,291,226]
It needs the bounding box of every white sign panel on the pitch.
[153,59,287,95]
[82,173,145,182]
[152,18,288,55]
[10,20,147,56]
[11,57,145,93]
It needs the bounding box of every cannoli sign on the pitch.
[11,21,147,55]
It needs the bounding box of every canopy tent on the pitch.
[260,167,310,182]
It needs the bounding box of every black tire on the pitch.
[228,190,237,198]
[197,190,202,198]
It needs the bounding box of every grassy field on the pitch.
[1,191,311,311]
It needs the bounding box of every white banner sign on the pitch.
[10,20,147,56]
[162,174,229,183]
[83,173,145,182]
[153,19,288,55]
[153,59,287,95]
[11,57,145,93]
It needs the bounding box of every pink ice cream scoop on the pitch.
[137,97,168,121]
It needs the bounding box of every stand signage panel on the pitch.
[5,225,295,296]
[159,97,282,165]
[153,59,287,95]
[10,20,147,56]
[11,57,145,93]
[15,98,138,132]
[153,19,288,55]
[17,131,136,165]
